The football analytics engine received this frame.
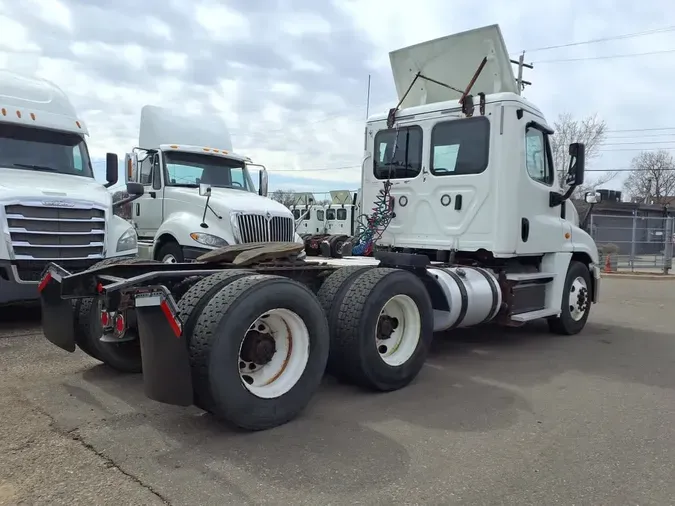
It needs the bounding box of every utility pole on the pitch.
[510,52,533,95]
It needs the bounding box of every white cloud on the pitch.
[1,0,674,194]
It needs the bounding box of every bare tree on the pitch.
[623,150,675,203]
[550,112,617,197]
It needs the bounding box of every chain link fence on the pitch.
[589,214,674,273]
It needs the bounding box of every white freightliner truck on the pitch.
[124,105,303,264]
[37,24,601,431]
[0,70,142,305]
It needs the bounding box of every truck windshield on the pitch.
[0,123,93,177]
[164,151,254,192]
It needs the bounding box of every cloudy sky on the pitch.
[2,0,674,199]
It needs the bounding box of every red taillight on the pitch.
[38,272,52,293]
[114,313,125,334]
[96,282,104,293]
[100,311,110,327]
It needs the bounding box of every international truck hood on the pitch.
[169,186,292,217]
[0,167,112,206]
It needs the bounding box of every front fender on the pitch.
[152,212,235,257]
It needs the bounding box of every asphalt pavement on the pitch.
[1,277,674,505]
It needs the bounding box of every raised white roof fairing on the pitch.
[389,24,518,109]
[138,105,233,152]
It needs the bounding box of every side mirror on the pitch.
[199,183,212,197]
[585,191,602,204]
[566,142,586,187]
[126,182,144,196]
[105,152,118,188]
[258,167,269,197]
[124,152,138,183]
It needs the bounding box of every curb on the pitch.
[601,273,675,280]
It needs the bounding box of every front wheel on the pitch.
[156,241,184,264]
[548,260,592,335]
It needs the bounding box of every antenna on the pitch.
[365,74,371,119]
[510,51,534,94]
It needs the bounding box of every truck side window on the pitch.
[326,209,336,220]
[525,127,554,185]
[72,147,83,172]
[373,125,423,180]
[292,209,301,219]
[430,116,490,176]
[317,210,324,221]
[139,156,153,185]
[337,208,347,220]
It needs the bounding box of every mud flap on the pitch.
[134,291,194,407]
[39,270,77,352]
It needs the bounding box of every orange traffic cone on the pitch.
[604,254,611,273]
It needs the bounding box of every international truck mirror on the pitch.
[124,152,139,182]
[566,142,585,186]
[126,182,144,196]
[105,152,119,188]
[258,167,269,197]
[199,183,212,197]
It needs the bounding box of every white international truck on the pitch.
[0,69,142,305]
[124,105,303,264]
[37,24,602,432]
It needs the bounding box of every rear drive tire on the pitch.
[74,257,160,372]
[189,275,329,430]
[316,265,375,374]
[547,260,592,335]
[331,268,434,391]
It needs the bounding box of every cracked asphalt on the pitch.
[1,276,674,505]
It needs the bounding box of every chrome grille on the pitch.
[4,204,106,260]
[236,214,294,243]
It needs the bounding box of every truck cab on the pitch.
[0,70,139,304]
[359,24,600,322]
[362,25,598,264]
[126,105,303,263]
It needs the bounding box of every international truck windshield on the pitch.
[163,150,255,192]
[0,123,93,177]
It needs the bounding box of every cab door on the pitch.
[516,117,565,254]
[133,153,164,239]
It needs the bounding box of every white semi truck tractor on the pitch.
[37,24,601,431]
[125,105,304,264]
[0,69,142,306]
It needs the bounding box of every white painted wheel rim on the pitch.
[162,254,177,264]
[238,308,310,399]
[375,294,421,366]
[568,276,589,321]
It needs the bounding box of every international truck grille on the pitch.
[236,214,294,243]
[4,204,106,260]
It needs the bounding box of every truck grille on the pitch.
[4,204,106,260]
[236,214,294,243]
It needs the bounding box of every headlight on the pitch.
[190,232,228,248]
[116,227,137,252]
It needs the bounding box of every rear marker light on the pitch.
[97,282,104,293]
[101,311,110,327]
[115,314,125,333]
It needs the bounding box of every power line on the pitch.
[521,25,675,53]
[532,48,675,63]
[601,141,675,146]
[606,127,675,133]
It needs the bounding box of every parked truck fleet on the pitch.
[35,24,602,432]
